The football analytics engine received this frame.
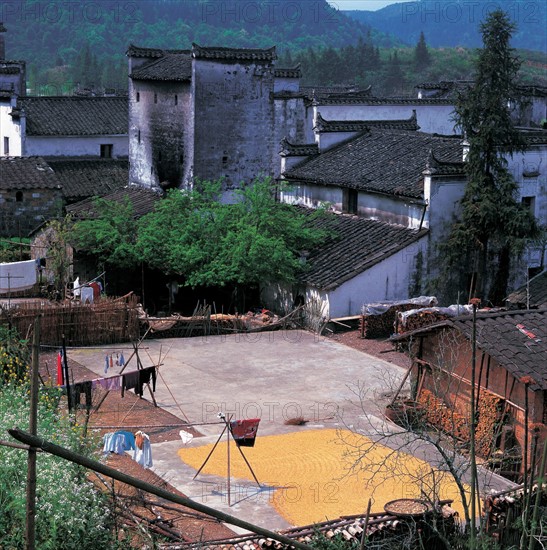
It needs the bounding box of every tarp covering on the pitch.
[362,296,437,316]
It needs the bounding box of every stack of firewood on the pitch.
[397,308,450,334]
[360,303,418,338]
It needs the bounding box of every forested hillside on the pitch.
[2,0,545,96]
[3,0,390,92]
[345,0,547,52]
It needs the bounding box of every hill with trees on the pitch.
[344,0,547,52]
[2,0,544,96]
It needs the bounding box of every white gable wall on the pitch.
[0,100,23,156]
[262,236,428,320]
[324,236,428,318]
[24,135,128,157]
[313,103,456,135]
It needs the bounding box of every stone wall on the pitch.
[129,79,191,190]
[192,57,275,193]
[0,187,63,237]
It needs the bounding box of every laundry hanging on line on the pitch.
[68,381,93,410]
[103,431,136,454]
[121,366,156,398]
[229,418,261,447]
[0,259,37,293]
[57,350,64,386]
[134,431,153,468]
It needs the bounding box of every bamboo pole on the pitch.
[8,428,312,550]
[527,439,547,550]
[26,316,40,550]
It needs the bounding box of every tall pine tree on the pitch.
[414,31,431,71]
[444,9,539,304]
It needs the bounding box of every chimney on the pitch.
[0,23,6,61]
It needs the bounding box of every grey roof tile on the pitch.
[18,96,128,136]
[66,186,161,219]
[130,52,192,82]
[506,270,547,308]
[0,156,61,190]
[192,43,276,61]
[285,129,464,199]
[301,208,428,290]
[47,158,128,201]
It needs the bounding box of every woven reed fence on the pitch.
[0,294,140,346]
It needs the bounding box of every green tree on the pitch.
[72,197,140,270]
[136,180,224,279]
[384,51,404,95]
[414,31,431,71]
[443,9,539,304]
[136,178,327,303]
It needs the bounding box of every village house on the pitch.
[506,269,547,309]
[393,308,547,479]
[0,156,63,237]
[0,25,129,159]
[0,95,128,158]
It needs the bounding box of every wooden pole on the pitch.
[8,429,312,550]
[192,424,227,480]
[469,298,480,546]
[26,316,40,550]
[527,439,547,550]
[62,335,71,413]
[227,414,231,507]
[359,498,372,550]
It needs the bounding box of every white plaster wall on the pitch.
[424,176,466,233]
[25,135,128,157]
[274,77,299,93]
[323,236,428,318]
[317,131,359,151]
[281,182,424,228]
[507,146,547,271]
[0,102,23,156]
[314,103,457,135]
[280,183,343,211]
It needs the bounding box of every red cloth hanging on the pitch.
[230,419,260,447]
[57,351,63,386]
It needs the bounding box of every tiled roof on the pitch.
[393,308,547,391]
[279,138,319,157]
[314,111,419,133]
[65,185,161,219]
[0,63,21,74]
[315,96,453,106]
[285,129,464,199]
[453,309,547,391]
[0,157,61,190]
[130,52,192,82]
[506,270,547,309]
[193,501,456,549]
[126,44,188,58]
[519,85,547,97]
[518,128,547,145]
[18,96,128,136]
[274,65,301,78]
[301,208,428,290]
[423,149,466,176]
[192,43,277,61]
[46,158,129,201]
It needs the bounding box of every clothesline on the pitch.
[64,365,158,410]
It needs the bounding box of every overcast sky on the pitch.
[328,0,414,11]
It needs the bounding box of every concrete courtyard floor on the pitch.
[68,329,515,532]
